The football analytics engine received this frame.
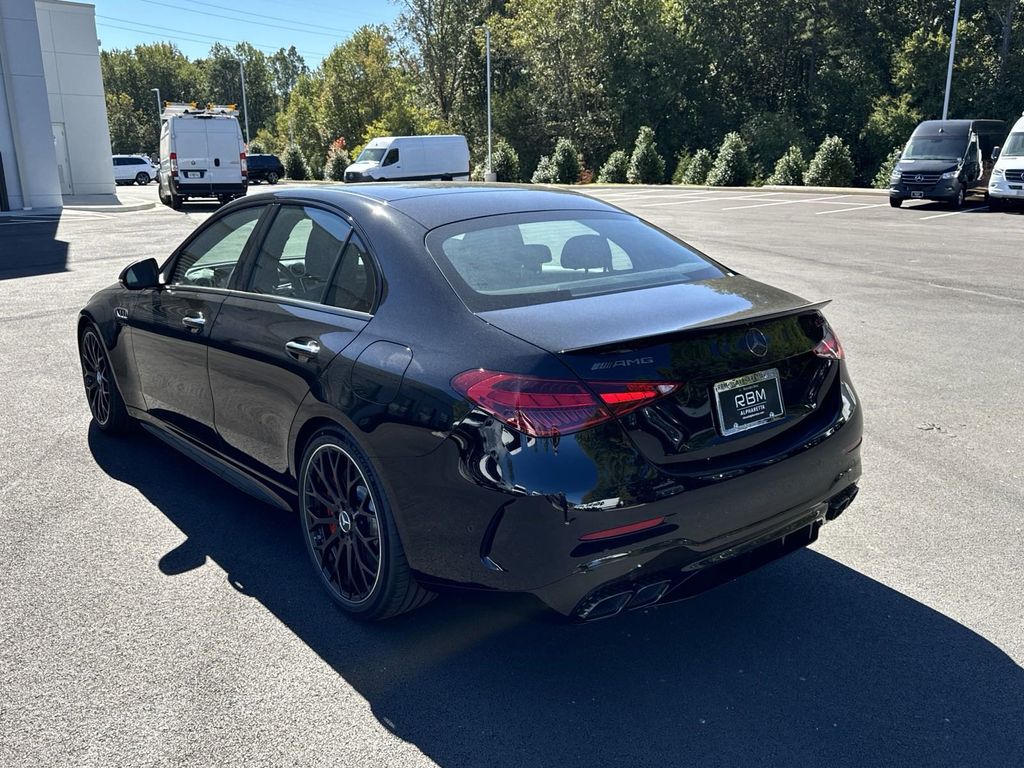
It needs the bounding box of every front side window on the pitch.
[248,206,352,303]
[382,148,399,166]
[1003,133,1024,157]
[170,206,264,288]
[425,211,726,311]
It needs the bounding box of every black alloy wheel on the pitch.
[79,326,131,434]
[267,171,279,185]
[299,431,433,620]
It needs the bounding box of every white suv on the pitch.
[112,155,159,186]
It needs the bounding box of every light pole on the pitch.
[227,53,251,145]
[151,87,161,116]
[484,26,495,182]
[942,0,962,120]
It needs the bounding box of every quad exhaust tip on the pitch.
[576,580,673,621]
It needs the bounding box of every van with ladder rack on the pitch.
[157,102,247,209]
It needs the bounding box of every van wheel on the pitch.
[953,187,965,209]
[267,172,279,185]
[988,196,1003,212]
[889,198,902,208]
[170,194,183,210]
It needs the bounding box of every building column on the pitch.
[0,0,62,209]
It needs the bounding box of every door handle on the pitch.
[181,313,205,331]
[285,338,320,360]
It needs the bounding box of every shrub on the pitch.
[740,112,808,179]
[597,150,629,183]
[531,155,556,184]
[873,146,903,189]
[247,138,266,155]
[680,148,713,185]
[706,132,753,186]
[767,145,807,186]
[671,152,692,184]
[551,138,582,184]
[627,126,666,184]
[473,139,521,182]
[283,143,309,181]
[324,140,351,182]
[804,135,855,187]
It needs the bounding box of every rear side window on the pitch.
[248,206,352,303]
[425,211,725,311]
[171,207,264,288]
[326,234,376,313]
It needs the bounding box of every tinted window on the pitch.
[425,211,726,311]
[358,147,386,163]
[171,206,264,288]
[326,234,376,313]
[248,206,352,303]
[382,148,399,166]
[903,136,967,161]
[1003,133,1024,157]
[113,158,125,166]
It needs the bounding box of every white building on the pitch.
[0,0,114,211]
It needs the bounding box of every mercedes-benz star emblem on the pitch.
[745,328,769,357]
[914,174,923,182]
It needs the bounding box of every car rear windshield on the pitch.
[424,210,727,311]
[902,136,967,161]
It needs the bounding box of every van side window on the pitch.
[326,234,376,313]
[382,148,399,166]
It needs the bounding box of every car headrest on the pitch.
[304,221,344,279]
[560,234,612,271]
[518,244,552,272]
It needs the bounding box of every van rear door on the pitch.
[205,120,244,186]
[173,119,210,182]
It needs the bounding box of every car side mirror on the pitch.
[119,258,160,290]
[992,146,1001,161]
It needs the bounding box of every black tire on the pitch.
[135,172,151,185]
[267,171,279,185]
[889,197,902,208]
[988,196,1003,212]
[953,186,965,209]
[298,429,433,621]
[79,325,132,435]
[170,194,183,210]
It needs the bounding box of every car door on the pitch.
[129,204,268,445]
[207,203,376,481]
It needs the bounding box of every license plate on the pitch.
[186,171,200,179]
[911,191,924,198]
[713,369,785,437]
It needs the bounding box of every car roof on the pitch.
[242,183,620,229]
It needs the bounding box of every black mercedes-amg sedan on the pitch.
[78,184,862,621]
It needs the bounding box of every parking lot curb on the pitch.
[561,183,888,196]
[62,200,155,213]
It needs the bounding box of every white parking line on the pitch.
[920,206,989,221]
[593,190,717,202]
[721,194,850,211]
[642,193,784,208]
[815,203,889,215]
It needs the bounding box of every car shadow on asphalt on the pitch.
[0,217,69,279]
[89,425,1024,768]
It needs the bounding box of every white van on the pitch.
[988,112,1024,210]
[344,135,470,182]
[157,103,247,209]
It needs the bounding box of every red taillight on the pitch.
[814,322,845,360]
[169,152,178,178]
[451,369,680,438]
[240,151,247,177]
[579,516,666,541]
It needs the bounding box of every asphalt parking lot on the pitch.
[2,182,1022,767]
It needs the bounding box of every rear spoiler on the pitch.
[559,299,832,354]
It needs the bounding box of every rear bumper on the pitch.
[169,179,247,198]
[381,366,863,616]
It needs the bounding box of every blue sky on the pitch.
[93,0,401,67]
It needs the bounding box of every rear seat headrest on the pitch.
[561,234,612,271]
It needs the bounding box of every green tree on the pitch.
[767,145,807,186]
[706,132,752,186]
[804,135,855,187]
[105,92,149,153]
[873,146,903,189]
[627,126,666,184]
[270,46,308,105]
[681,148,713,185]
[671,152,692,184]
[324,139,351,181]
[283,143,309,180]
[531,155,556,184]
[551,137,581,184]
[598,150,630,183]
